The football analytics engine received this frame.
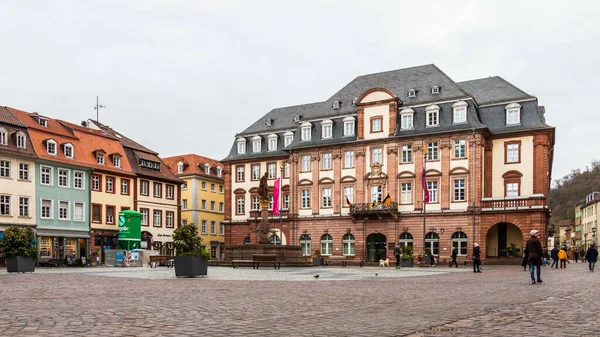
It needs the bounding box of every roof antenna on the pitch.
[94,96,105,122]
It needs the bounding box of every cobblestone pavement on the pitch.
[0,261,597,336]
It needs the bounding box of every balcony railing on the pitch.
[350,202,399,215]
[480,195,547,210]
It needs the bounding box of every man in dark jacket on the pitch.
[550,247,559,268]
[585,244,598,272]
[526,230,544,284]
[450,247,458,268]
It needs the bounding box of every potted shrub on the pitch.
[505,243,521,257]
[172,223,210,277]
[0,225,37,273]
[400,245,415,267]
[312,249,324,266]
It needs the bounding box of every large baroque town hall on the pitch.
[222,64,554,263]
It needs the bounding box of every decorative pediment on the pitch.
[340,176,357,183]
[397,171,416,179]
[233,188,247,194]
[364,162,387,180]
[425,169,442,177]
[281,184,290,192]
[298,179,313,186]
[449,167,469,175]
[318,177,334,185]
[249,187,258,194]
[502,170,523,178]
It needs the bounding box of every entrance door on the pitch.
[366,233,387,262]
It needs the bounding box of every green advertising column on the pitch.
[118,210,142,250]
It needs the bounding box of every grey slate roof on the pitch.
[223,64,553,162]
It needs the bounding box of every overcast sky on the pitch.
[0,1,596,183]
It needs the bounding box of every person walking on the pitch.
[473,243,481,273]
[521,249,529,271]
[574,246,580,263]
[526,230,543,284]
[581,247,587,263]
[551,246,559,268]
[394,243,402,269]
[558,247,568,269]
[450,247,458,268]
[585,244,598,272]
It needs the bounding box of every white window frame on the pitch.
[204,164,211,175]
[252,136,261,153]
[454,179,466,201]
[74,171,84,189]
[343,117,355,136]
[140,209,149,226]
[300,234,311,256]
[251,196,260,211]
[0,128,7,146]
[301,155,310,172]
[153,210,162,227]
[400,109,414,130]
[507,143,520,163]
[372,148,382,164]
[58,169,69,188]
[96,153,105,165]
[454,139,466,158]
[40,199,53,219]
[201,220,207,234]
[431,86,440,94]
[0,195,10,216]
[371,185,382,203]
[505,103,521,125]
[236,197,245,215]
[38,117,48,127]
[106,205,115,224]
[427,181,438,203]
[237,138,246,154]
[220,223,225,235]
[217,167,222,177]
[322,153,332,170]
[344,151,354,168]
[211,221,216,235]
[252,165,260,180]
[121,179,129,194]
[342,234,355,256]
[182,199,188,210]
[322,188,332,208]
[267,134,278,151]
[40,165,52,185]
[321,119,333,139]
[16,132,26,149]
[284,162,290,178]
[113,156,121,168]
[301,122,312,141]
[0,160,10,178]
[64,144,73,158]
[283,132,294,147]
[73,202,84,221]
[177,162,184,174]
[343,186,354,207]
[426,105,440,127]
[506,182,519,198]
[140,180,149,195]
[452,101,468,124]
[427,142,439,161]
[320,234,333,256]
[19,197,29,217]
[47,140,57,155]
[236,166,245,182]
[166,185,174,199]
[372,118,382,132]
[401,144,412,163]
[301,189,310,208]
[401,183,412,204]
[166,211,174,228]
[268,163,276,179]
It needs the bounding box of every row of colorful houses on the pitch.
[0,106,225,264]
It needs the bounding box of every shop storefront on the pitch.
[91,231,119,265]
[36,229,90,266]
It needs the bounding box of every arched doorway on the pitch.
[486,222,523,257]
[366,233,387,262]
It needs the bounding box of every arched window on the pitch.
[425,232,440,256]
[342,234,355,256]
[451,231,468,256]
[398,232,414,248]
[243,236,250,245]
[269,233,281,245]
[300,234,311,256]
[320,234,333,256]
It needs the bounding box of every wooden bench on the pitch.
[324,255,364,267]
[252,254,280,269]
[232,259,254,269]
[149,255,174,268]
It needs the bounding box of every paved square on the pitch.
[0,262,597,336]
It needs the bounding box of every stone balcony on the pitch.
[349,202,399,221]
[480,194,547,211]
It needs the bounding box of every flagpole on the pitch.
[422,145,428,258]
[279,162,284,245]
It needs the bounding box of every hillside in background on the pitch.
[549,161,600,224]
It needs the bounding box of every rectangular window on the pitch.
[301,126,311,141]
[58,169,69,187]
[268,195,274,211]
[153,210,162,227]
[92,174,101,191]
[182,199,188,210]
[47,141,56,155]
[401,144,412,163]
[322,123,332,139]
[284,162,290,178]
[427,181,438,203]
[344,120,355,136]
[322,188,332,208]
[284,134,293,147]
[19,163,29,180]
[252,139,261,152]
[454,107,467,123]
[344,151,354,168]
[268,136,277,151]
[322,153,332,170]
[106,177,114,193]
[454,179,466,201]
[201,199,206,210]
[219,202,224,213]
[454,139,466,158]
[250,165,259,180]
[96,153,105,165]
[0,131,6,145]
[401,114,413,129]
[219,185,224,193]
[236,197,245,215]
[18,197,29,217]
[0,195,10,215]
[140,180,149,196]
[64,145,73,158]
[237,140,246,154]
[401,183,412,204]
[343,186,354,206]
[140,208,149,226]
[41,199,52,219]
[372,148,382,164]
[301,189,310,208]
[58,201,69,220]
[106,205,115,224]
[74,171,84,189]
[371,117,382,132]
[201,181,206,190]
[121,179,129,195]
[427,142,439,161]
[236,166,245,182]
[153,182,162,198]
[371,185,382,203]
[251,196,260,210]
[74,202,84,221]
[301,155,310,172]
[113,156,121,168]
[166,211,174,228]
[507,109,520,125]
[41,166,52,185]
[268,163,276,178]
[506,143,520,163]
[201,220,207,234]
[166,185,174,199]
[506,183,519,198]
[427,110,439,126]
[210,201,215,211]
[283,195,290,209]
[92,204,101,223]
[220,223,225,235]
[211,221,216,235]
[209,183,215,192]
[0,160,10,178]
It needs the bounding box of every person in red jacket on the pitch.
[526,230,544,284]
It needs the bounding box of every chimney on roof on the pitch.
[81,121,88,127]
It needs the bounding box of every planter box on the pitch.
[174,256,207,278]
[312,258,324,266]
[400,258,413,267]
[6,256,36,273]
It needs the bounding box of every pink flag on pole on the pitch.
[273,178,281,215]
[422,167,430,203]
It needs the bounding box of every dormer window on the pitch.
[283,131,294,147]
[321,119,333,139]
[251,136,262,153]
[112,156,121,168]
[204,163,211,175]
[216,167,222,177]
[96,153,105,165]
[0,128,6,145]
[237,137,246,154]
[177,162,184,174]
[16,132,26,149]
[63,143,74,158]
[332,101,340,109]
[265,118,272,127]
[452,101,468,124]
[431,86,440,94]
[425,105,440,127]
[294,114,302,123]
[352,98,358,106]
[46,140,57,155]
[343,116,355,136]
[408,89,416,98]
[301,122,312,141]
[267,134,278,151]
[38,117,48,127]
[505,102,521,125]
[400,108,414,130]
